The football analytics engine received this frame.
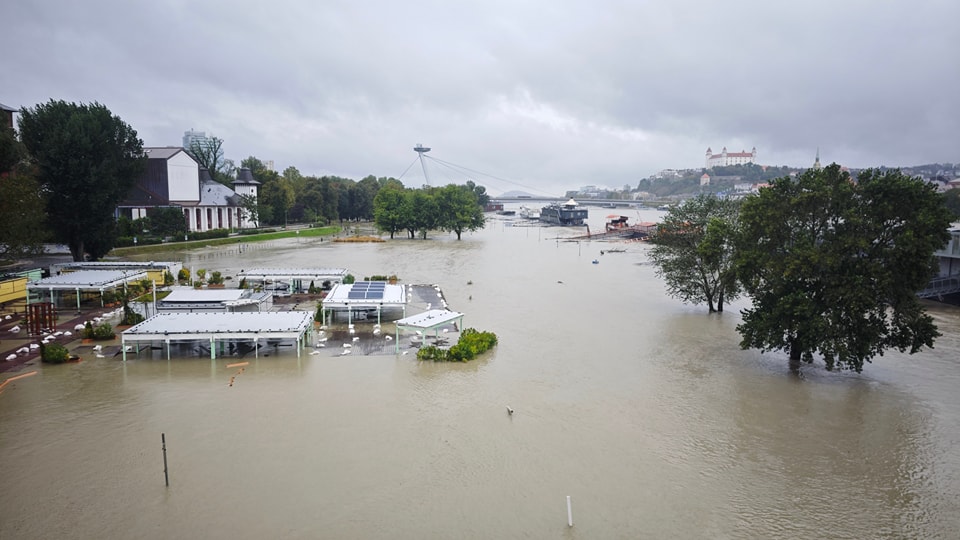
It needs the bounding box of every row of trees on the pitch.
[649,165,954,373]
[374,182,486,240]
[0,99,496,262]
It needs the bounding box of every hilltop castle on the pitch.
[706,146,757,168]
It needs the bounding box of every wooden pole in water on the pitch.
[566,495,573,527]
[162,433,169,487]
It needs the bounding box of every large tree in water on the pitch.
[649,194,741,312]
[735,164,952,373]
[18,100,146,261]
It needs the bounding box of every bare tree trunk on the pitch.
[788,341,802,373]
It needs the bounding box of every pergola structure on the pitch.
[120,311,314,361]
[237,267,348,293]
[394,309,464,353]
[319,281,407,325]
[27,270,149,311]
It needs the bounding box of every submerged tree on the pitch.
[649,194,741,312]
[735,164,953,373]
[18,100,146,261]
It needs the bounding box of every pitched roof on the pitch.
[144,147,189,160]
[199,179,240,207]
[0,102,17,112]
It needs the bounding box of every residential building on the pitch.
[116,147,258,232]
[1,102,15,129]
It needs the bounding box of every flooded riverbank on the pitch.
[2,210,959,538]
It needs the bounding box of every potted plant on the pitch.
[207,271,225,288]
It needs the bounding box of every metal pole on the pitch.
[566,495,573,527]
[162,433,169,486]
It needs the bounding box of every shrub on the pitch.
[238,228,276,235]
[239,277,247,289]
[196,269,207,283]
[163,270,175,286]
[139,279,153,292]
[418,328,498,362]
[416,345,448,361]
[178,268,190,282]
[121,308,145,326]
[93,323,115,340]
[308,280,317,294]
[208,271,224,285]
[187,229,230,241]
[343,274,355,284]
[83,321,95,339]
[40,343,70,364]
[102,290,117,304]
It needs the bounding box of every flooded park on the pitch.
[2,208,959,539]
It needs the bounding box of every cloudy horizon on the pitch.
[4,0,958,195]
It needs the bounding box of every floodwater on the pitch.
[2,208,959,539]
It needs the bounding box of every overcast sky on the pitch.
[4,0,958,195]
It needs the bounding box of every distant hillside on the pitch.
[637,162,958,198]
[499,190,538,198]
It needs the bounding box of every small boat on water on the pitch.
[519,205,540,220]
[605,215,631,233]
[497,209,516,216]
[540,199,588,226]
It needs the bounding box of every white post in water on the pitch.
[566,495,573,527]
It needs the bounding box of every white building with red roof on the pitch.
[706,146,757,168]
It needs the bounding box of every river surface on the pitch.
[2,208,959,539]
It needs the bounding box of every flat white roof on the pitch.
[164,289,246,303]
[395,309,464,330]
[56,261,179,270]
[28,270,148,290]
[322,282,406,307]
[239,268,348,280]
[121,312,313,342]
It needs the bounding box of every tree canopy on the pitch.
[18,100,146,261]
[649,194,741,312]
[735,164,953,372]
[373,183,486,239]
[0,124,48,260]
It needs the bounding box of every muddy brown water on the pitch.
[2,209,959,539]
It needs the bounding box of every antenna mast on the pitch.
[414,143,431,185]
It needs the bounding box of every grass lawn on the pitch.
[109,226,342,256]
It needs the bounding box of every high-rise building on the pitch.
[182,129,222,161]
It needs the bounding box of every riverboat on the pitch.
[519,205,540,220]
[605,215,631,232]
[540,199,588,226]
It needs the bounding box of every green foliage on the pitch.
[93,323,116,340]
[83,321,95,339]
[415,328,498,362]
[102,290,117,304]
[208,271,224,285]
[40,343,70,364]
[735,164,954,372]
[163,270,174,286]
[944,188,960,218]
[177,268,190,282]
[1,124,49,260]
[139,279,153,292]
[149,207,188,236]
[343,274,355,284]
[238,227,276,235]
[196,269,207,283]
[121,308,144,326]
[187,229,230,241]
[17,99,146,261]
[308,280,317,294]
[649,194,742,312]
[239,277,248,289]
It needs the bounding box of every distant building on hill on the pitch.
[706,146,757,168]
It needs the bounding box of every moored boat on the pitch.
[540,199,588,226]
[519,205,540,220]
